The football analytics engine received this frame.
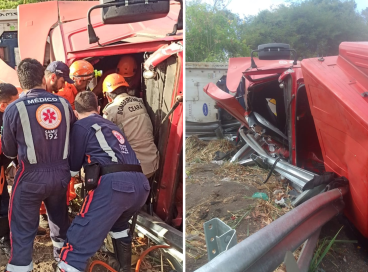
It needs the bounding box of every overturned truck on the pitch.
[197,42,368,271]
[0,0,183,271]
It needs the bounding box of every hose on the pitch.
[88,245,171,272]
[88,260,117,272]
[135,245,170,272]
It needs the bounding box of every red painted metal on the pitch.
[155,51,183,225]
[204,82,249,128]
[301,42,368,237]
[206,42,368,238]
[17,1,59,64]
[0,59,21,91]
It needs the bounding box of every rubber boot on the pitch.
[112,238,132,272]
[0,216,9,238]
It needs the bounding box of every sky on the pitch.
[197,0,368,17]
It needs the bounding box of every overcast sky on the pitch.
[196,0,368,17]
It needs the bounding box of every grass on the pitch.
[308,226,357,272]
[185,136,235,163]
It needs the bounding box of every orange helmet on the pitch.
[103,73,129,94]
[117,56,137,78]
[69,60,94,80]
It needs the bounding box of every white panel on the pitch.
[186,62,228,123]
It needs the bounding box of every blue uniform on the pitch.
[58,114,150,272]
[1,89,75,271]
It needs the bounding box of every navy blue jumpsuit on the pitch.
[58,114,150,272]
[1,89,75,271]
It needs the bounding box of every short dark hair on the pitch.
[0,83,18,102]
[17,58,44,90]
[106,86,128,100]
[75,91,98,113]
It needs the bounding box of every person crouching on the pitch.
[57,91,150,272]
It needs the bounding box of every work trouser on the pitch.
[58,171,150,271]
[6,160,71,272]
[0,178,10,238]
[0,178,9,218]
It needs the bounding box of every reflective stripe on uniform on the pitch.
[91,124,117,162]
[109,229,129,239]
[52,240,65,248]
[16,102,37,164]
[60,98,70,159]
[6,262,33,272]
[70,171,79,177]
[57,261,81,272]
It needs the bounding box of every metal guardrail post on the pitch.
[194,187,347,272]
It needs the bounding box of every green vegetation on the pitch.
[186,0,368,61]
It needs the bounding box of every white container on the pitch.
[186,62,228,123]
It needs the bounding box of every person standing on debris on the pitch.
[103,73,159,178]
[2,58,75,271]
[0,83,19,257]
[57,59,94,109]
[57,91,150,272]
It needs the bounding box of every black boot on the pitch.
[112,238,132,272]
[0,216,9,238]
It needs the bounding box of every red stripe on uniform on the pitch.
[8,161,25,262]
[60,243,70,261]
[80,177,101,218]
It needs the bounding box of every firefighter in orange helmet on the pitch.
[103,74,159,178]
[57,60,94,109]
[116,55,140,95]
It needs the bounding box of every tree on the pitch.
[240,0,368,58]
[186,0,250,62]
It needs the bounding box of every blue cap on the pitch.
[46,61,74,84]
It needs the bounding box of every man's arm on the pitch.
[69,124,88,176]
[1,107,18,159]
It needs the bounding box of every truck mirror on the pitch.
[101,0,170,25]
[87,0,171,44]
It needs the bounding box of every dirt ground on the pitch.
[185,137,368,272]
[0,177,172,272]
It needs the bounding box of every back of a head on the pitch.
[75,91,98,114]
[17,58,44,90]
[0,83,18,103]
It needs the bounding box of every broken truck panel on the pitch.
[301,42,368,237]
[204,82,249,128]
[17,1,181,65]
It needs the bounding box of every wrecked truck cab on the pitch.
[204,41,368,240]
[302,42,368,238]
[1,0,183,270]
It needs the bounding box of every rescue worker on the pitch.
[116,55,140,95]
[103,73,159,178]
[57,59,94,109]
[44,61,75,94]
[2,58,75,271]
[0,83,19,257]
[57,91,150,272]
